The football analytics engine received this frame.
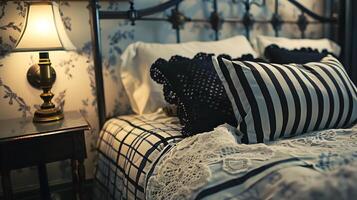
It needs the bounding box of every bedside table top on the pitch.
[0,111,90,142]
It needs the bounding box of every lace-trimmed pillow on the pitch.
[264,44,333,64]
[150,53,261,136]
[213,55,357,143]
[256,35,341,58]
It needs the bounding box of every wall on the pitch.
[0,0,325,193]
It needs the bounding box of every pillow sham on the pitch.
[264,44,332,64]
[213,55,357,143]
[256,35,341,58]
[120,35,258,114]
[150,53,262,136]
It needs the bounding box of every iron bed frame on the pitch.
[89,0,346,129]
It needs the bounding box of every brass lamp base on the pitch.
[33,107,64,123]
[27,64,56,89]
[32,52,64,123]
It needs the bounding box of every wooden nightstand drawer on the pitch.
[0,131,86,170]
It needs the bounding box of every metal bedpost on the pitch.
[242,0,253,40]
[324,0,333,40]
[213,0,219,40]
[273,0,280,37]
[175,4,181,43]
[89,0,106,129]
[299,13,307,39]
[176,29,181,43]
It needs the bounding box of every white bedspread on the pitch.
[146,123,357,200]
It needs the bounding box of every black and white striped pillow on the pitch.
[213,55,357,143]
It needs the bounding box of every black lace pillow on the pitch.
[150,53,261,136]
[264,44,333,64]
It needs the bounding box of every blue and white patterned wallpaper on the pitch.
[0,0,325,193]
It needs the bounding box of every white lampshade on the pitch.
[14,2,76,52]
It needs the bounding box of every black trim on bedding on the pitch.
[195,157,303,200]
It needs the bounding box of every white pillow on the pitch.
[120,35,258,114]
[256,35,341,58]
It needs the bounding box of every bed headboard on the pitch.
[89,0,345,128]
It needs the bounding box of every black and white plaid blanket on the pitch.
[95,113,183,200]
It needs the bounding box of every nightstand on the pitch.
[0,111,90,200]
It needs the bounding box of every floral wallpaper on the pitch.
[0,0,326,194]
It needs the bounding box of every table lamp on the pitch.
[13,2,76,123]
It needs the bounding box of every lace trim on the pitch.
[265,44,333,56]
[146,124,274,200]
[269,128,357,158]
[150,53,260,136]
[264,44,336,63]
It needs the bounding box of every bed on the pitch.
[88,0,357,199]
[95,115,357,200]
